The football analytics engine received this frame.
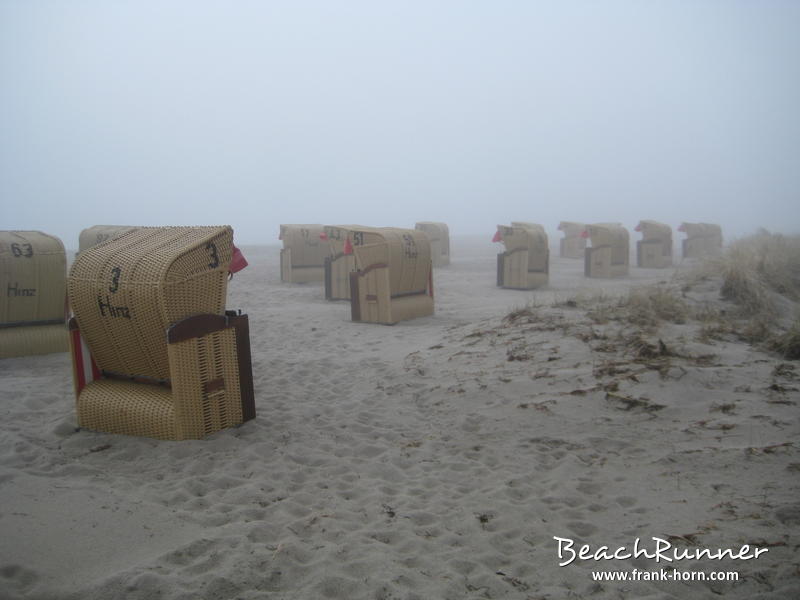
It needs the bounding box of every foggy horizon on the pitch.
[2,1,798,247]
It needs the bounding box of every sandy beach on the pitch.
[1,235,798,600]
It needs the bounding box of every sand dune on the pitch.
[0,236,798,599]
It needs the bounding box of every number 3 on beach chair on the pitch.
[67,226,255,440]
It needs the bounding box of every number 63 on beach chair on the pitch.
[67,226,255,440]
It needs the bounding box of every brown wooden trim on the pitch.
[101,370,171,388]
[229,313,256,422]
[497,253,504,287]
[584,247,591,276]
[390,290,427,299]
[167,314,228,343]
[324,255,333,300]
[203,377,225,394]
[0,318,66,329]
[359,262,388,276]
[349,272,361,321]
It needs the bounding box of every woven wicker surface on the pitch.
[167,327,243,440]
[68,226,232,380]
[78,225,140,252]
[0,324,68,359]
[414,222,450,267]
[77,379,177,440]
[1,230,66,326]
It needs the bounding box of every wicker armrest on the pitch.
[166,312,255,439]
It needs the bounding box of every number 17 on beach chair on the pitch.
[67,226,255,440]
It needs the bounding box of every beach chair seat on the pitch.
[584,223,630,278]
[415,222,451,267]
[557,221,586,259]
[679,222,723,259]
[279,224,329,283]
[348,227,434,324]
[67,226,255,440]
[635,220,673,268]
[0,231,68,359]
[494,223,549,289]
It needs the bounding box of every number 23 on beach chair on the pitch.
[67,226,255,440]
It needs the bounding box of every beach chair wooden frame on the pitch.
[348,228,434,325]
[414,222,450,267]
[557,221,587,259]
[279,224,328,283]
[584,223,630,278]
[0,231,68,359]
[635,220,673,268]
[67,226,255,440]
[495,223,549,289]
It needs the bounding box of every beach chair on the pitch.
[0,231,69,359]
[679,222,723,259]
[494,223,549,289]
[584,223,630,278]
[635,220,673,268]
[414,222,451,267]
[78,225,139,253]
[322,225,376,301]
[279,224,329,283]
[67,226,255,440]
[557,221,587,259]
[349,227,434,324]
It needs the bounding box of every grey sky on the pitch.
[1,0,798,247]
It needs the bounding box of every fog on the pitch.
[1,1,798,247]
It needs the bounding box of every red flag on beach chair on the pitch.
[230,244,248,274]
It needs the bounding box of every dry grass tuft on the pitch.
[701,231,800,318]
[771,321,800,360]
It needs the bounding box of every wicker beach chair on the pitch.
[414,222,450,267]
[679,222,723,259]
[78,225,139,253]
[584,223,630,278]
[635,220,673,268]
[557,221,587,259]
[348,227,434,324]
[0,231,69,359]
[493,223,549,289]
[67,226,255,440]
[279,224,329,283]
